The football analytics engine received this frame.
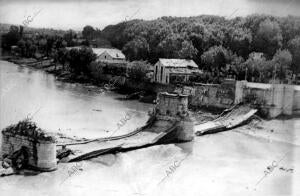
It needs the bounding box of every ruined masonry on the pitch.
[155,92,194,141]
[1,120,57,171]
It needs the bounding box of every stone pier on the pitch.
[1,120,57,171]
[155,92,194,142]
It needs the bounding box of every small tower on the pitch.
[155,92,188,117]
[155,92,194,141]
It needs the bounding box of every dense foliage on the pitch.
[127,61,152,82]
[101,15,300,82]
[67,47,97,74]
[1,14,300,83]
[2,118,55,142]
[1,25,79,58]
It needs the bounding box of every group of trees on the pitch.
[2,14,300,83]
[82,25,101,40]
[52,47,97,74]
[101,15,300,83]
[1,25,96,75]
[65,47,97,74]
[127,61,151,82]
[1,25,84,58]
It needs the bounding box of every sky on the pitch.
[0,0,299,31]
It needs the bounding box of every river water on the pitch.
[0,60,151,139]
[0,60,299,196]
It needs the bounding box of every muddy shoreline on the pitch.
[1,55,156,103]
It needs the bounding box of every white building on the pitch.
[153,58,200,84]
[92,48,126,63]
[66,47,126,63]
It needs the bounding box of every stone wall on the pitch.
[237,82,300,117]
[175,80,300,118]
[188,79,236,109]
[1,122,57,171]
[2,132,38,167]
[156,92,189,117]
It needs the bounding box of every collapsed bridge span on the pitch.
[57,92,194,162]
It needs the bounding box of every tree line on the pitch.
[1,25,96,74]
[1,14,300,83]
[100,15,300,83]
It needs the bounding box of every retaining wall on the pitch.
[237,81,300,117]
[176,80,300,118]
[176,80,236,109]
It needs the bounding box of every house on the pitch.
[65,47,126,63]
[153,58,201,84]
[92,48,126,63]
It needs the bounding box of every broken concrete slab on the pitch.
[195,105,257,136]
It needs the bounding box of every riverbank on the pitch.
[1,55,157,103]
[1,55,102,84]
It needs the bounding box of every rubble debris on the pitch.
[11,146,29,170]
[2,154,12,169]
[0,164,14,177]
[194,105,257,136]
[0,154,15,177]
[57,145,75,161]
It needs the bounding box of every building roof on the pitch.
[92,48,126,60]
[158,58,198,68]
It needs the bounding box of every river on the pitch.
[0,60,299,196]
[0,60,151,139]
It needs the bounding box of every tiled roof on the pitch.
[92,48,125,59]
[158,58,198,68]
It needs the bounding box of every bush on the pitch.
[127,61,151,82]
[2,119,56,142]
